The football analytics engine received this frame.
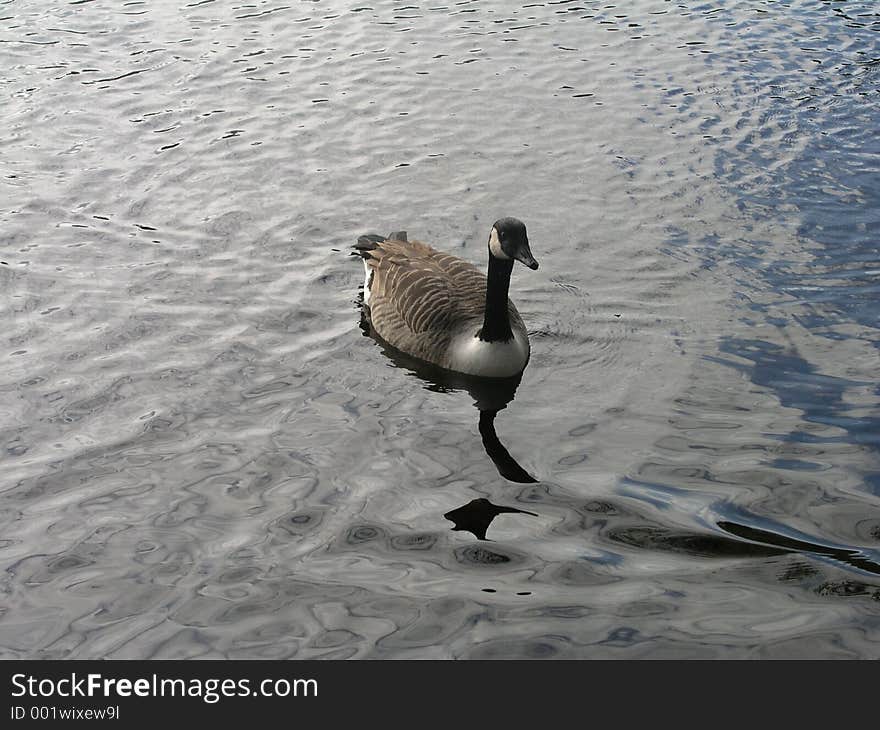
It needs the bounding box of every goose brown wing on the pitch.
[370,239,486,336]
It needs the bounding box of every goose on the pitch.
[354,217,539,378]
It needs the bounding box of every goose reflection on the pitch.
[444,498,538,541]
[359,316,537,483]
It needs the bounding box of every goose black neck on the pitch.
[480,255,514,343]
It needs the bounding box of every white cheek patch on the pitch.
[488,227,511,260]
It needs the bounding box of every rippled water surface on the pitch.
[2,0,879,658]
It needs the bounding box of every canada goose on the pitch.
[354,217,538,378]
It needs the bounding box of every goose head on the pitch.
[488,217,539,270]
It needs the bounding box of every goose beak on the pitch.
[514,243,539,270]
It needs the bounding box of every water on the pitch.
[1,0,878,659]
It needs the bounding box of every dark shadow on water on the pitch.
[444,498,538,541]
[605,513,880,576]
[606,525,790,559]
[620,477,880,576]
[359,313,537,483]
[717,518,880,577]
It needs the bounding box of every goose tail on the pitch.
[354,233,385,259]
[354,231,408,255]
[352,230,408,307]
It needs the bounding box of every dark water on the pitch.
[1,0,878,658]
